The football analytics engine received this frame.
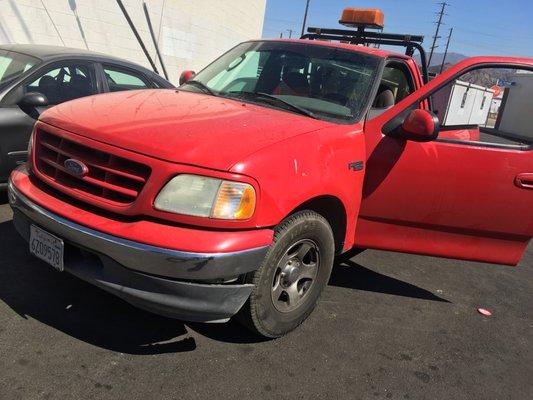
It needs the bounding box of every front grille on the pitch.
[35,130,151,204]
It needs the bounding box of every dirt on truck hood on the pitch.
[39,89,331,171]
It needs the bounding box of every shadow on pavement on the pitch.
[186,320,269,344]
[0,191,7,205]
[0,217,448,354]
[0,218,271,350]
[329,259,450,303]
[0,220,199,354]
[0,219,271,350]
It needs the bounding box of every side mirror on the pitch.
[179,70,195,85]
[399,109,439,142]
[18,92,49,108]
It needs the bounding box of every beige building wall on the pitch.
[0,0,266,84]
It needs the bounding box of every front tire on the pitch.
[238,210,335,338]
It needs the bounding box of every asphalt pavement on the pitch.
[0,195,531,400]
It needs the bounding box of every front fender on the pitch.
[231,124,366,250]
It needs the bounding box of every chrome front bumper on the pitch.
[8,180,267,322]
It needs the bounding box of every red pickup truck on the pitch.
[8,10,533,337]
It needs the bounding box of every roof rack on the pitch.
[301,27,429,84]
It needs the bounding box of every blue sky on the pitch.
[262,0,533,58]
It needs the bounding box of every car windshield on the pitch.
[180,41,380,123]
[0,49,41,87]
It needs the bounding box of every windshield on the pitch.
[0,49,40,87]
[180,41,380,123]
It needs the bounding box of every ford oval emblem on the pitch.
[64,159,89,177]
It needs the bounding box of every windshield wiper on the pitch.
[227,91,318,119]
[182,80,216,96]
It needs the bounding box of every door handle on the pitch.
[515,173,533,189]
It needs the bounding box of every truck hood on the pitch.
[39,89,331,171]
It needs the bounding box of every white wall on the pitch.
[0,0,266,84]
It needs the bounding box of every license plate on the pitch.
[30,225,64,272]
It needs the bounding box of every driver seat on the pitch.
[367,84,395,119]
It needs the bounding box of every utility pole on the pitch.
[286,29,293,38]
[300,0,311,37]
[428,2,448,67]
[280,32,283,38]
[439,27,453,74]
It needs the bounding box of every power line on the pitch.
[452,39,530,56]
[301,0,311,37]
[439,27,453,74]
[428,2,449,66]
[266,17,299,24]
[445,12,532,34]
[454,26,533,41]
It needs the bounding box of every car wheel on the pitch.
[238,210,335,338]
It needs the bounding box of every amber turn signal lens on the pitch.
[339,8,384,29]
[211,181,256,220]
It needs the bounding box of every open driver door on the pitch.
[356,57,533,266]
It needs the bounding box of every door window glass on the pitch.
[103,66,150,92]
[25,64,96,105]
[430,67,533,146]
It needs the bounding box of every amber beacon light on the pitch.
[339,8,384,29]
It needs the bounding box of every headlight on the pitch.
[154,174,256,220]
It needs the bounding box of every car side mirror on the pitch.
[397,109,440,142]
[179,70,195,85]
[18,92,49,108]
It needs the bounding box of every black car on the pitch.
[0,44,174,189]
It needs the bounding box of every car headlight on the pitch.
[154,174,256,220]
